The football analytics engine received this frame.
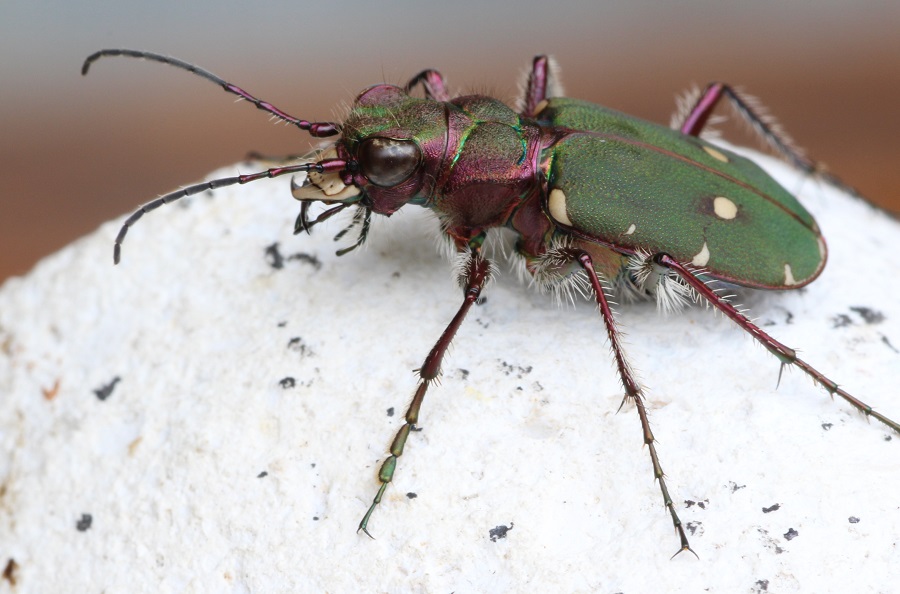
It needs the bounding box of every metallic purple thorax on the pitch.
[339,84,556,252]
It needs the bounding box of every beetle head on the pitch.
[292,84,448,215]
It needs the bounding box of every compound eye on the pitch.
[357,137,421,187]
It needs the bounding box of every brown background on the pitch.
[2,2,899,284]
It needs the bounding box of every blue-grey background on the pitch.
[2,0,898,281]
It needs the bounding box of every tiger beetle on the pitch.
[83,49,900,557]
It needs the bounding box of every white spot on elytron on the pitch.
[784,263,800,286]
[703,145,729,163]
[548,189,573,226]
[817,237,827,259]
[713,196,738,220]
[692,241,710,266]
[625,223,636,235]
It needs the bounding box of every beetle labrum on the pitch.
[82,49,899,556]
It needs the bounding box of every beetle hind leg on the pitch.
[656,254,900,435]
[570,249,698,558]
[674,83,805,163]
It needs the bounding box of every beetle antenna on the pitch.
[82,49,341,138]
[113,160,347,264]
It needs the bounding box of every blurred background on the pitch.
[2,0,899,283]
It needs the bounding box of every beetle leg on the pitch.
[675,83,825,173]
[358,250,492,537]
[522,56,551,117]
[572,250,697,559]
[403,69,450,101]
[656,253,900,434]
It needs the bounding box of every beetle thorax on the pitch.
[342,88,544,240]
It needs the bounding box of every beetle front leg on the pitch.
[572,250,697,559]
[522,56,551,117]
[403,69,450,101]
[358,250,491,537]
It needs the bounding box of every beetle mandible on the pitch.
[82,49,900,556]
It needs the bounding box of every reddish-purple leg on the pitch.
[82,49,340,137]
[573,250,697,558]
[404,69,450,101]
[675,82,863,195]
[677,83,820,173]
[522,56,550,117]
[656,254,900,434]
[358,251,491,537]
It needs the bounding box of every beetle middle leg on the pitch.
[358,250,491,536]
[570,249,697,558]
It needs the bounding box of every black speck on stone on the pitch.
[386,407,394,417]
[257,471,268,478]
[821,423,833,431]
[313,516,319,521]
[730,481,746,493]
[850,306,885,325]
[93,376,121,401]
[489,522,513,542]
[287,252,322,270]
[3,558,18,587]
[277,320,288,328]
[754,579,769,592]
[406,492,417,499]
[762,503,781,513]
[783,527,799,540]
[885,435,893,442]
[279,377,296,389]
[287,337,311,356]
[686,521,702,535]
[849,516,860,524]
[265,243,285,270]
[76,513,92,532]
[832,313,853,328]
[311,463,316,468]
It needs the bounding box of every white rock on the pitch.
[1,148,898,593]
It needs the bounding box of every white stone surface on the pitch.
[1,149,898,593]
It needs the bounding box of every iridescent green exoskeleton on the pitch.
[83,49,900,557]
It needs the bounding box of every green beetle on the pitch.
[83,50,898,556]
